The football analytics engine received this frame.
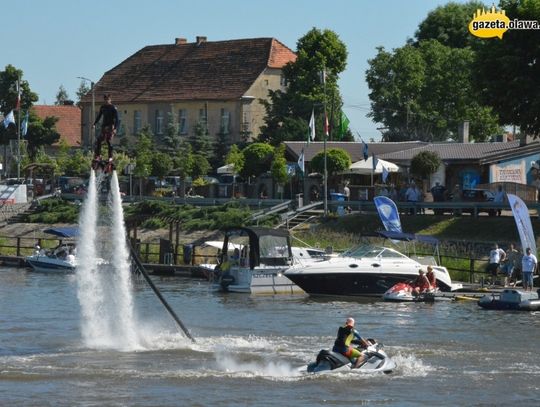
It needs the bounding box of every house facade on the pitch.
[80,36,296,149]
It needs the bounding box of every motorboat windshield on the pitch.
[341,245,410,260]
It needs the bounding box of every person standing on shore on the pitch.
[502,243,520,287]
[486,244,506,285]
[521,247,537,291]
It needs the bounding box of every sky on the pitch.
[3,0,463,142]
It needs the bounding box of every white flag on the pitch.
[308,109,315,142]
[3,110,15,129]
[507,194,537,256]
[298,149,305,174]
[382,165,389,183]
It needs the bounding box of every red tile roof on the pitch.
[32,105,81,147]
[82,37,297,103]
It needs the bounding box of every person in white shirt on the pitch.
[486,244,506,284]
[521,247,537,291]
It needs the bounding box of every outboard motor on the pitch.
[220,272,235,290]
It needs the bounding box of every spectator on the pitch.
[486,243,506,285]
[494,185,505,216]
[405,181,420,215]
[502,243,520,287]
[431,181,446,202]
[521,247,537,291]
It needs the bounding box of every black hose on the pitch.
[128,239,196,343]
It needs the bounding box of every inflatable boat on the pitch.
[478,289,540,311]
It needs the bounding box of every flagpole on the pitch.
[16,78,20,180]
[322,68,328,217]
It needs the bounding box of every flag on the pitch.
[374,196,402,233]
[3,110,15,129]
[308,109,315,143]
[21,111,29,137]
[382,165,389,183]
[372,153,378,172]
[507,194,537,256]
[338,111,350,140]
[297,149,305,174]
[324,112,329,138]
[15,80,21,111]
[362,139,369,161]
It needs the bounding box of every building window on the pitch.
[280,75,288,87]
[155,109,164,135]
[178,109,188,134]
[133,110,141,134]
[220,108,230,134]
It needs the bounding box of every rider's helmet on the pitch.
[346,317,355,326]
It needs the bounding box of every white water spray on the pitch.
[76,170,139,350]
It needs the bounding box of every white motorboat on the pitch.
[212,227,304,294]
[25,227,79,273]
[285,231,462,297]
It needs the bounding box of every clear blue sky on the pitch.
[4,0,461,142]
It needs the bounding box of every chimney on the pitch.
[196,36,207,45]
[458,121,469,143]
[175,38,187,45]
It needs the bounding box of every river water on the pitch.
[1,267,540,406]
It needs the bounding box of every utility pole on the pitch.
[16,78,21,180]
[321,68,328,216]
[77,77,95,149]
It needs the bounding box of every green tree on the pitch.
[191,153,211,179]
[55,85,69,105]
[163,112,180,152]
[410,151,441,180]
[76,80,90,106]
[63,150,92,176]
[134,127,153,178]
[151,151,173,178]
[240,142,274,178]
[310,148,351,175]
[366,40,500,141]
[26,116,61,161]
[259,28,348,145]
[190,122,213,160]
[171,140,194,178]
[475,0,540,136]
[0,65,38,115]
[225,144,245,175]
[271,144,289,198]
[415,1,486,48]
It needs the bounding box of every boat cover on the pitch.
[43,227,79,238]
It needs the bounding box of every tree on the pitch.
[415,1,486,48]
[151,151,173,178]
[366,40,500,141]
[410,151,441,180]
[163,112,180,152]
[76,80,90,106]
[225,144,244,176]
[55,85,69,105]
[190,122,213,161]
[26,116,61,161]
[259,28,348,145]
[271,144,289,198]
[475,0,540,136]
[171,140,194,179]
[191,153,211,179]
[240,142,274,178]
[310,148,351,175]
[0,65,38,115]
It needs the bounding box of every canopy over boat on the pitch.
[376,230,439,245]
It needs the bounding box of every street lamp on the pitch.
[77,76,95,150]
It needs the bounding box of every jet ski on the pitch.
[383,282,437,302]
[306,340,396,374]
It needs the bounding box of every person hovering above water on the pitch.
[92,94,119,161]
[332,317,371,368]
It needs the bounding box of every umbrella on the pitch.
[346,157,400,175]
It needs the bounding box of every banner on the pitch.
[374,196,402,233]
[507,194,537,255]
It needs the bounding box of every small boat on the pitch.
[25,227,78,273]
[213,227,303,294]
[478,289,540,311]
[285,231,462,297]
[382,282,437,302]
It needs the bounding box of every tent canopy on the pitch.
[43,227,79,237]
[217,163,235,174]
[346,157,400,175]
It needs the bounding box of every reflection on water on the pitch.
[1,268,540,406]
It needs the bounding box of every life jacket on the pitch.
[333,325,354,353]
[426,271,436,287]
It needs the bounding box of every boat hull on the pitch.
[285,271,423,297]
[26,256,75,273]
[217,269,304,295]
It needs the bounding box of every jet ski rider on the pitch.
[332,317,371,368]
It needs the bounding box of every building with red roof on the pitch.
[32,104,81,147]
[80,36,297,148]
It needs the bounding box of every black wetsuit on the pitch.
[93,103,119,159]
